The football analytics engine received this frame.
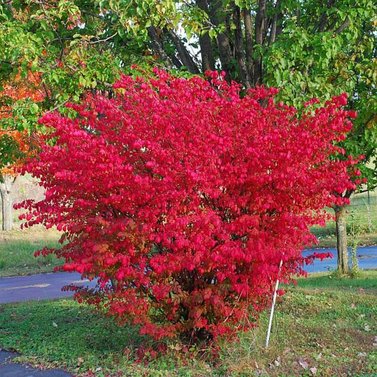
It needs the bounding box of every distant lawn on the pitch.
[310,192,377,248]
[296,270,377,291]
[313,232,377,249]
[0,271,375,376]
[0,228,63,277]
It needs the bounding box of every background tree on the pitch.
[0,0,149,229]
[264,1,376,274]
[0,70,44,230]
[95,0,376,273]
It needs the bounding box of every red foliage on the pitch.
[18,70,357,342]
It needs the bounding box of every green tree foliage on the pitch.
[0,0,146,120]
[265,1,376,183]
[0,0,148,229]
[97,0,376,273]
[264,1,376,273]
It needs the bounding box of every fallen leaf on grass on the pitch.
[168,343,182,351]
[314,353,322,361]
[310,367,317,375]
[298,358,309,369]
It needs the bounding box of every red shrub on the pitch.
[18,70,356,342]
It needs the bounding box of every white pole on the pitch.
[265,259,283,348]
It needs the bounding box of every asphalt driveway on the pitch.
[0,272,93,304]
[0,351,72,377]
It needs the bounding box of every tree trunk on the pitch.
[196,0,215,71]
[269,0,282,45]
[147,26,174,69]
[167,30,200,74]
[208,0,234,81]
[0,175,15,231]
[334,205,349,274]
[254,0,267,85]
[233,5,252,88]
[243,9,254,83]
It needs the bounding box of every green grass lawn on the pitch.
[310,192,377,248]
[0,228,63,277]
[314,232,377,248]
[0,272,376,377]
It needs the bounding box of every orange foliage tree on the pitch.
[0,70,44,230]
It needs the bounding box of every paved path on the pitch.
[304,245,377,273]
[0,351,72,376]
[0,272,94,304]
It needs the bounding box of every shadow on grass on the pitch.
[0,299,145,374]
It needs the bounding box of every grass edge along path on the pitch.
[0,228,63,277]
[0,271,376,377]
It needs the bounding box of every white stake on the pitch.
[265,259,283,348]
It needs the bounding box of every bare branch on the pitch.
[334,17,351,34]
[147,26,174,69]
[167,30,200,74]
[89,32,118,44]
[315,0,336,32]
